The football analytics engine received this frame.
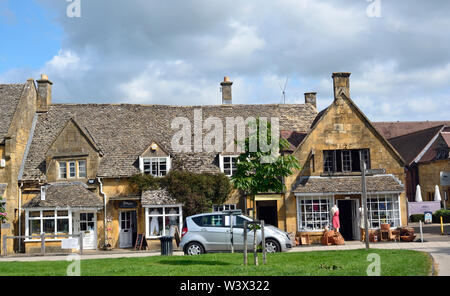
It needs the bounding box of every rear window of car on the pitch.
[192,215,224,227]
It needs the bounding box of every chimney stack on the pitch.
[332,72,351,100]
[36,74,52,113]
[304,92,317,108]
[221,76,233,104]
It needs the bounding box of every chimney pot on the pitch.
[304,92,317,108]
[36,74,52,113]
[220,76,233,104]
[332,72,351,100]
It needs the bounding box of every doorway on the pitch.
[337,199,360,241]
[73,212,97,250]
[119,211,137,248]
[257,200,278,227]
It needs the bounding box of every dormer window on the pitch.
[58,160,87,179]
[219,155,239,177]
[140,157,171,177]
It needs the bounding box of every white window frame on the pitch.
[296,195,333,232]
[144,204,183,238]
[139,157,171,177]
[367,194,401,229]
[213,204,237,212]
[78,160,87,178]
[25,209,72,242]
[58,160,87,179]
[219,155,239,177]
[58,162,67,179]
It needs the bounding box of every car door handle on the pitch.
[200,228,207,232]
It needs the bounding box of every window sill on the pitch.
[24,238,68,243]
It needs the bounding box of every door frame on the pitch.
[336,198,360,241]
[119,210,136,248]
[73,210,98,250]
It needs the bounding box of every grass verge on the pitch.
[0,249,431,276]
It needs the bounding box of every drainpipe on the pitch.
[18,182,23,253]
[97,178,107,248]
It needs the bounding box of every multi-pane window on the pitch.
[142,157,169,177]
[69,161,76,178]
[79,213,95,231]
[342,150,352,172]
[322,149,370,173]
[146,205,182,237]
[213,204,237,212]
[220,155,238,177]
[367,194,400,228]
[26,210,70,236]
[78,160,87,178]
[58,160,87,179]
[297,197,332,231]
[59,162,67,179]
[323,151,335,172]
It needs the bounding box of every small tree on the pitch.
[231,118,300,218]
[231,118,300,264]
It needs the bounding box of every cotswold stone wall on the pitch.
[0,80,37,254]
[284,96,407,235]
[418,159,450,206]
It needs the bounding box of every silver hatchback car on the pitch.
[180,212,293,255]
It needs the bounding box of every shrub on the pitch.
[433,209,450,223]
[409,214,424,223]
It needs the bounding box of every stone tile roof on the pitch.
[21,103,317,180]
[281,130,307,151]
[293,175,404,194]
[0,84,25,143]
[387,125,444,165]
[23,182,103,209]
[0,184,7,198]
[373,121,450,140]
[141,189,178,206]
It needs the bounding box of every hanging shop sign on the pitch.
[119,201,138,208]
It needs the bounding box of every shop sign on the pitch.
[119,201,138,208]
[424,212,433,224]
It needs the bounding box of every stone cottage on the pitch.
[0,72,410,253]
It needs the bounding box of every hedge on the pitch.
[433,209,450,223]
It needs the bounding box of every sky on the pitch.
[0,0,449,121]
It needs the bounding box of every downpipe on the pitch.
[97,178,107,249]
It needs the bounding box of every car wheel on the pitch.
[185,242,205,255]
[265,239,280,253]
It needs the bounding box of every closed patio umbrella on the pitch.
[434,185,442,201]
[415,184,423,202]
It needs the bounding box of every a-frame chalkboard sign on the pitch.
[135,234,148,250]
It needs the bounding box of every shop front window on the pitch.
[297,196,333,231]
[368,194,400,228]
[26,210,71,238]
[146,205,182,238]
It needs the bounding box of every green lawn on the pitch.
[0,249,431,276]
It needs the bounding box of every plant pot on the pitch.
[380,224,390,230]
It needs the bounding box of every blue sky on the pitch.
[0,0,449,122]
[0,0,61,72]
